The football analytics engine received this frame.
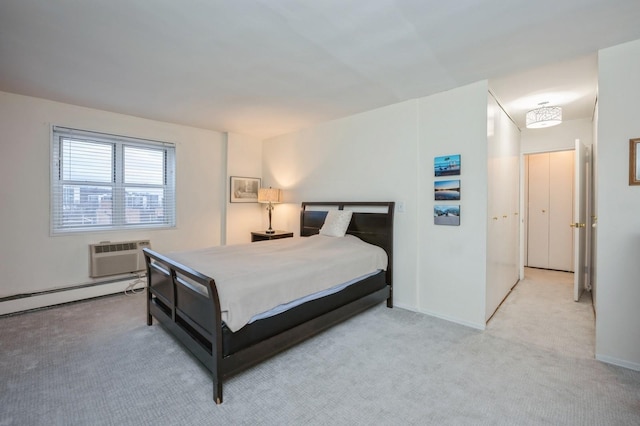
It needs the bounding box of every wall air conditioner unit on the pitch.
[89,240,151,278]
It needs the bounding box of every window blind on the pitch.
[51,126,176,234]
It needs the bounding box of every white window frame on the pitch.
[51,126,176,234]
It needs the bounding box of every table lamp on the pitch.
[258,187,281,234]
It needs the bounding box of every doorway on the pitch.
[524,150,574,272]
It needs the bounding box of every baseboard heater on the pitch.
[89,240,151,278]
[0,275,140,303]
[0,275,146,317]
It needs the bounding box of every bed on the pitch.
[143,201,395,404]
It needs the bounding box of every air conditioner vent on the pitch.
[89,240,150,278]
[94,242,139,254]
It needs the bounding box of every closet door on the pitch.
[548,151,574,271]
[527,153,550,268]
[526,151,574,271]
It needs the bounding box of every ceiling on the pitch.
[1,1,639,139]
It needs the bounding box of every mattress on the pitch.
[165,234,388,332]
[247,269,380,324]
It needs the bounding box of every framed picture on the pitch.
[230,176,261,203]
[434,205,460,226]
[435,154,461,177]
[435,179,460,200]
[630,138,640,185]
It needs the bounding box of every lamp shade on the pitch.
[526,106,562,129]
[258,187,281,203]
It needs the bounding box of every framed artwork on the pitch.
[630,138,640,185]
[230,176,261,203]
[434,205,460,226]
[434,154,461,177]
[435,179,460,200]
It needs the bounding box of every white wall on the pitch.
[225,132,263,245]
[263,99,420,309]
[595,39,640,370]
[485,94,521,320]
[521,118,593,154]
[0,91,226,300]
[263,81,492,328]
[417,81,490,329]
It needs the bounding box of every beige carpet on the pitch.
[487,267,595,360]
[1,269,638,425]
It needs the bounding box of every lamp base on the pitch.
[266,204,275,234]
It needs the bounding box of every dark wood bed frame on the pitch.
[143,201,394,404]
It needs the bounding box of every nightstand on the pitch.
[251,230,294,242]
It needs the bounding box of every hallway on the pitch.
[487,267,595,359]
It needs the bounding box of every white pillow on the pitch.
[319,210,353,237]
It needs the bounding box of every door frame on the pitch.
[573,139,592,301]
[520,147,591,286]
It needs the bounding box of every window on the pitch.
[51,126,176,234]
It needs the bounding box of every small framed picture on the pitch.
[230,176,261,203]
[434,205,460,226]
[435,179,460,200]
[435,154,461,177]
[630,138,640,185]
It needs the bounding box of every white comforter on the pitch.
[167,234,388,332]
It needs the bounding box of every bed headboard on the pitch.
[300,201,395,290]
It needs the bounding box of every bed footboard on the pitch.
[144,247,390,405]
[144,201,395,404]
[143,248,225,403]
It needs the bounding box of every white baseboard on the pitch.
[392,302,486,331]
[0,278,145,316]
[596,354,640,372]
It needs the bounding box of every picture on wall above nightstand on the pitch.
[230,176,261,203]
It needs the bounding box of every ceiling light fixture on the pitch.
[525,102,562,129]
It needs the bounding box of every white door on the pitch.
[527,154,550,268]
[573,139,588,301]
[549,151,575,271]
[526,151,574,271]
